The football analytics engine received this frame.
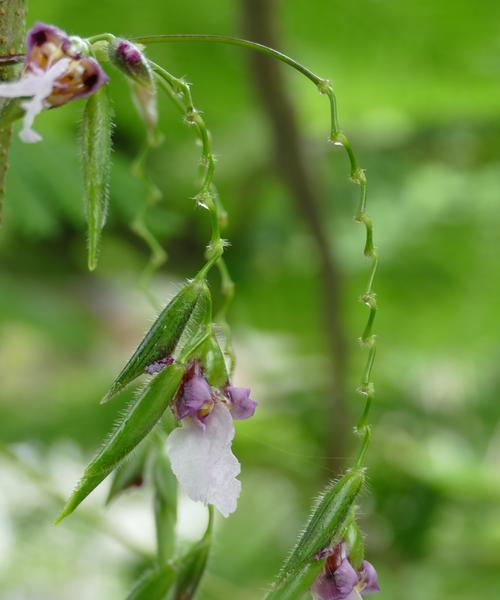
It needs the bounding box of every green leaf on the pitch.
[82,86,113,271]
[55,362,185,523]
[126,564,176,600]
[102,278,212,403]
[344,515,365,570]
[200,332,228,388]
[267,469,365,599]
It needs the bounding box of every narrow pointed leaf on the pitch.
[126,564,176,600]
[268,468,364,598]
[55,362,184,523]
[82,85,113,270]
[102,279,212,403]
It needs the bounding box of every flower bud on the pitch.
[108,38,158,142]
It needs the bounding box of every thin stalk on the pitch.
[134,34,323,86]
[137,33,379,466]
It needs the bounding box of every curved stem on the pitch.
[134,34,323,87]
[135,32,379,466]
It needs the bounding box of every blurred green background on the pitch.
[1,0,500,598]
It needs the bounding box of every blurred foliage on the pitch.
[1,0,500,599]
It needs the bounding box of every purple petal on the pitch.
[311,559,358,600]
[358,561,380,595]
[334,559,359,597]
[26,22,71,56]
[116,40,143,66]
[226,386,256,420]
[311,574,343,600]
[73,57,109,98]
[177,375,213,420]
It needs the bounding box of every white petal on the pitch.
[166,403,241,517]
[344,591,363,600]
[0,59,71,144]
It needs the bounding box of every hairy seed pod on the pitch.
[268,469,365,598]
[102,279,212,403]
[55,362,185,523]
[82,85,113,271]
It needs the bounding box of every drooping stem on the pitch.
[151,61,236,370]
[242,0,350,473]
[136,32,378,467]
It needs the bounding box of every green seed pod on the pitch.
[153,440,177,564]
[82,85,113,271]
[102,279,212,404]
[265,561,323,600]
[105,436,151,504]
[126,564,176,600]
[273,469,364,589]
[55,362,185,523]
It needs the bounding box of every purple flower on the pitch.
[113,40,146,75]
[165,361,257,517]
[225,385,257,420]
[0,22,108,143]
[358,561,380,595]
[311,546,380,600]
[109,39,157,139]
[312,558,359,600]
[172,361,214,421]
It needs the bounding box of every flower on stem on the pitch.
[0,22,107,143]
[312,544,380,600]
[165,360,256,517]
[108,38,158,141]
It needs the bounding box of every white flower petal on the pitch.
[0,58,71,143]
[166,403,241,517]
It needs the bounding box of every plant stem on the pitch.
[0,0,26,223]
[136,32,379,466]
[134,34,323,87]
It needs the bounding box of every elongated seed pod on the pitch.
[82,85,113,271]
[102,279,211,403]
[268,468,364,598]
[55,362,185,523]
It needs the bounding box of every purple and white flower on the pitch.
[0,22,108,143]
[312,544,380,600]
[165,360,256,517]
